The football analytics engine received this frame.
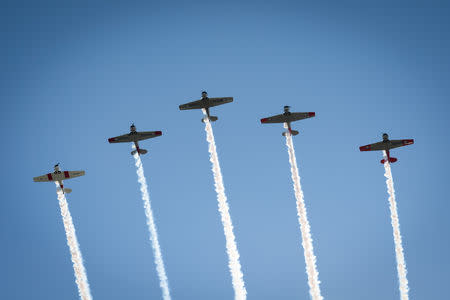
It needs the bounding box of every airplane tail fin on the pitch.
[131,149,148,156]
[282,130,299,136]
[202,116,218,123]
[381,157,398,164]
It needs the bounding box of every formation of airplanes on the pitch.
[33,91,414,192]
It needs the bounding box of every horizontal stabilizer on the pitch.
[282,130,299,136]
[131,149,148,156]
[57,187,72,194]
[381,157,398,164]
[201,116,218,123]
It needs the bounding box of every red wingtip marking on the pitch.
[309,112,316,117]
[403,139,414,145]
[108,138,115,143]
[64,171,70,178]
[260,118,268,123]
[359,145,371,151]
[156,131,162,136]
[47,173,53,180]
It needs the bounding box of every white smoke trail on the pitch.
[203,111,247,300]
[55,183,92,300]
[133,151,171,300]
[285,132,323,300]
[383,151,409,300]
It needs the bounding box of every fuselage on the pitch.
[201,97,212,118]
[52,165,67,192]
[283,109,293,134]
[129,125,142,153]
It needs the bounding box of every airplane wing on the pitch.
[108,133,133,143]
[289,112,315,121]
[260,114,286,124]
[359,139,414,151]
[388,139,414,149]
[208,97,233,107]
[359,141,386,151]
[261,112,315,124]
[179,99,205,110]
[33,173,55,182]
[65,171,85,179]
[33,171,85,182]
[136,131,162,141]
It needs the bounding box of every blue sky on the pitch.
[1,1,449,299]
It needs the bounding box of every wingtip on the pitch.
[108,138,115,143]
[309,112,316,117]
[260,118,268,123]
[359,145,370,151]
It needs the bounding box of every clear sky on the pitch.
[1,1,449,299]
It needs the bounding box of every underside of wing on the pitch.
[65,171,85,179]
[389,139,414,149]
[33,173,54,182]
[179,99,204,110]
[260,114,286,124]
[137,131,163,141]
[359,141,386,151]
[108,133,133,143]
[289,112,316,121]
[209,97,233,107]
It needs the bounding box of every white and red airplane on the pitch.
[179,91,233,122]
[108,123,162,156]
[33,164,85,194]
[260,106,315,136]
[359,133,414,164]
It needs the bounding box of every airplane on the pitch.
[359,133,414,164]
[33,163,85,194]
[108,123,162,156]
[260,106,315,136]
[179,91,233,122]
